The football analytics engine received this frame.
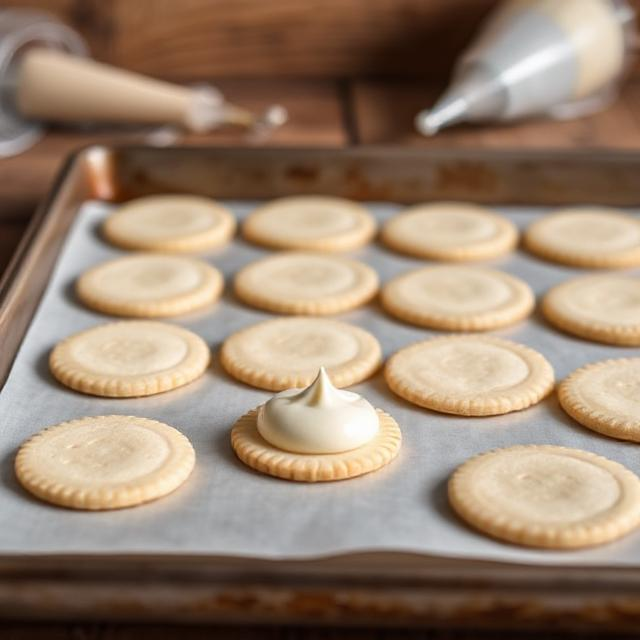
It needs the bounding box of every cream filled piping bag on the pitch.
[0,9,287,157]
[416,0,636,135]
[15,49,287,133]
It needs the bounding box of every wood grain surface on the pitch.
[2,0,494,79]
[352,80,640,147]
[3,0,639,81]
[0,621,610,639]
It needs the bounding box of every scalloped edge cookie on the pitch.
[103,195,236,253]
[231,408,401,482]
[50,321,211,398]
[220,317,382,391]
[380,202,518,262]
[380,265,534,331]
[542,275,640,346]
[524,208,640,269]
[448,445,640,549]
[15,415,195,510]
[76,254,224,318]
[384,335,554,416]
[234,252,379,315]
[242,196,377,252]
[559,358,640,442]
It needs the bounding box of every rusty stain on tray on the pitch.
[433,162,500,197]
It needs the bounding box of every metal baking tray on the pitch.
[3,146,640,631]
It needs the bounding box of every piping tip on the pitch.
[223,103,288,130]
[256,104,288,130]
[246,104,288,142]
[415,64,506,137]
[414,94,468,137]
[414,109,441,136]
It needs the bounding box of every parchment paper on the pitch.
[2,200,640,567]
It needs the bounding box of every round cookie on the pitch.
[231,408,401,482]
[234,252,379,315]
[380,202,517,261]
[15,415,195,510]
[103,195,236,253]
[76,254,223,318]
[524,207,640,268]
[449,445,640,549]
[50,321,210,397]
[385,335,554,416]
[220,317,382,391]
[559,358,640,442]
[542,274,640,345]
[380,265,534,331]
[242,196,376,252]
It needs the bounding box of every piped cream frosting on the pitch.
[256,367,379,454]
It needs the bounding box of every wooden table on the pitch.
[0,622,608,639]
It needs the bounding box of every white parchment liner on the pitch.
[1,200,640,567]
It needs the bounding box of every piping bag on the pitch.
[416,0,637,136]
[0,9,287,157]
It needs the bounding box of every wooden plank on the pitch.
[0,621,592,639]
[0,79,345,221]
[108,0,493,80]
[0,0,496,79]
[5,0,640,80]
[352,79,640,148]
[3,0,640,80]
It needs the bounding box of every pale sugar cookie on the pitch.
[385,335,554,416]
[543,274,640,345]
[15,415,195,510]
[242,196,376,252]
[103,195,236,253]
[234,252,378,315]
[449,445,640,549]
[50,321,210,397]
[381,265,533,331]
[231,409,401,482]
[559,359,640,442]
[77,254,223,318]
[220,317,381,390]
[524,208,640,268]
[380,202,517,261]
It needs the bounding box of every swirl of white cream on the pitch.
[256,367,379,454]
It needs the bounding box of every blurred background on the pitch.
[2,0,640,279]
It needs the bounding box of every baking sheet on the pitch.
[1,199,640,567]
